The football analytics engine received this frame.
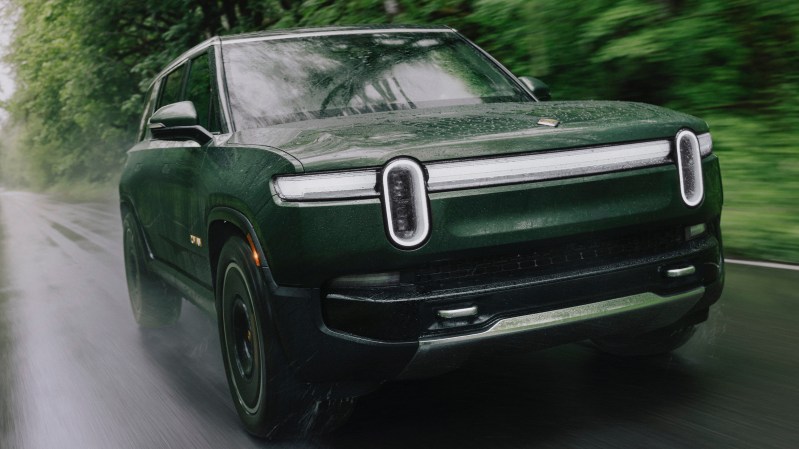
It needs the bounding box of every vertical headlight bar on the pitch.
[381,158,431,249]
[675,130,704,207]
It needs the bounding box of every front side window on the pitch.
[185,52,221,132]
[223,32,532,129]
[158,64,186,109]
[137,84,159,141]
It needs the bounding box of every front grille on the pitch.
[414,227,685,293]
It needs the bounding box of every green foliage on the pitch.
[1,0,797,261]
[708,114,799,263]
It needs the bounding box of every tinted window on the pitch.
[186,52,220,131]
[223,32,531,129]
[137,84,159,141]
[158,65,186,109]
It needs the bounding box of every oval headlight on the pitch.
[675,130,704,207]
[381,158,431,249]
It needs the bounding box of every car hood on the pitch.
[226,101,708,173]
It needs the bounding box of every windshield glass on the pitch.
[222,31,532,128]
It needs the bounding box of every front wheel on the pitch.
[592,322,697,357]
[216,236,353,439]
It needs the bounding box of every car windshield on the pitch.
[222,31,532,128]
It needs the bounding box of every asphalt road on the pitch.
[0,190,797,449]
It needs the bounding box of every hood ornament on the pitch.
[537,117,560,127]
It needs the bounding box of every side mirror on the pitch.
[149,101,213,145]
[518,76,551,101]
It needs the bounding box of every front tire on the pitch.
[122,212,181,327]
[216,236,353,439]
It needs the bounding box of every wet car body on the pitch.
[119,25,724,437]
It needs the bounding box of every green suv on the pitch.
[120,25,724,438]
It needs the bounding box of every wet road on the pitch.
[0,190,797,448]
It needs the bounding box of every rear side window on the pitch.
[185,52,221,132]
[158,64,186,109]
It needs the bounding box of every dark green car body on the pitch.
[120,25,723,430]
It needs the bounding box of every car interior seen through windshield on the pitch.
[222,31,532,128]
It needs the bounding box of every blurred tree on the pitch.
[1,0,797,187]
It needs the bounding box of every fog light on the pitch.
[685,223,706,240]
[329,272,401,289]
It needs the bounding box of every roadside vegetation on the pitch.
[0,0,796,262]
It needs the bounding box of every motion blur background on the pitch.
[0,0,797,263]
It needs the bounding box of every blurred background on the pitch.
[0,0,797,263]
[0,3,797,448]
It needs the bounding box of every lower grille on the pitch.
[414,226,685,293]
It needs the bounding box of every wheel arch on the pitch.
[119,197,155,260]
[207,207,268,291]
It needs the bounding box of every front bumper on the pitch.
[403,287,707,378]
[266,225,723,385]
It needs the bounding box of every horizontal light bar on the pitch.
[274,138,690,201]
[273,170,377,201]
[425,140,671,192]
[697,133,713,156]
